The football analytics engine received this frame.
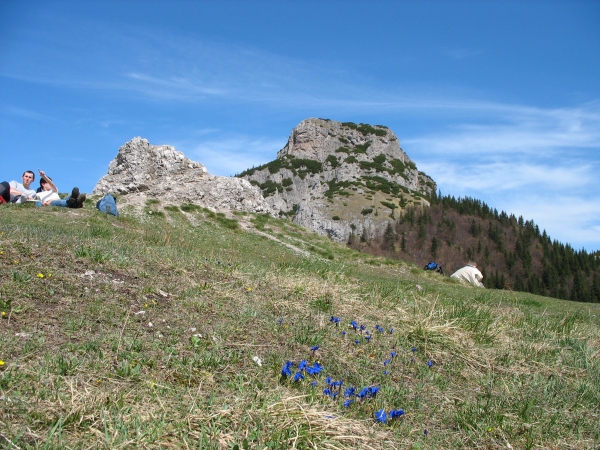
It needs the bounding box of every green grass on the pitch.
[1,204,599,449]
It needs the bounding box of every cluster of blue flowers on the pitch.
[375,408,405,424]
[331,316,396,344]
[281,359,323,382]
[280,316,437,425]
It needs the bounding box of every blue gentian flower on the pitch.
[390,328,395,333]
[310,345,319,353]
[330,316,340,326]
[306,362,322,375]
[384,370,390,375]
[326,376,333,385]
[412,347,417,353]
[424,429,429,436]
[357,387,369,399]
[293,372,305,382]
[323,388,332,396]
[365,335,371,341]
[390,351,397,358]
[427,360,433,367]
[343,399,353,408]
[351,321,358,330]
[360,324,366,332]
[357,386,379,399]
[344,387,356,397]
[389,409,405,419]
[278,318,283,325]
[311,381,317,387]
[375,409,387,423]
[281,361,294,377]
[298,360,308,371]
[342,330,347,336]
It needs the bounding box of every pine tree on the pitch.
[571,270,588,302]
[418,223,426,241]
[430,237,438,259]
[591,272,600,303]
[383,222,395,251]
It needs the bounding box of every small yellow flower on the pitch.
[246,287,252,291]
[37,273,45,278]
[1,311,6,317]
[144,303,149,308]
[0,360,5,367]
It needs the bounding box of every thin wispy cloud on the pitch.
[501,195,600,250]
[421,161,596,193]
[1,106,55,122]
[178,135,283,176]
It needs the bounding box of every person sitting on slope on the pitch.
[450,261,484,288]
[30,169,86,208]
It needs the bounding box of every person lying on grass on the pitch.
[23,169,86,208]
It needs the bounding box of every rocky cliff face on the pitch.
[238,118,436,243]
[93,137,273,214]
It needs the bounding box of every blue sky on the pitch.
[1,0,599,251]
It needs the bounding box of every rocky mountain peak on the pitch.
[93,137,273,214]
[238,118,436,242]
[277,118,402,163]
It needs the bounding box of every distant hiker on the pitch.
[9,170,37,203]
[450,261,484,287]
[31,169,86,208]
[0,181,11,204]
[423,261,444,275]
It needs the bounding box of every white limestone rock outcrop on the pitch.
[238,118,436,242]
[93,137,273,214]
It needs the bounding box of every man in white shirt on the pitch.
[450,261,485,287]
[9,171,37,203]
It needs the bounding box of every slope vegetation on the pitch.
[1,200,599,449]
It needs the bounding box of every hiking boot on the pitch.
[76,193,86,208]
[71,187,80,199]
[67,197,78,208]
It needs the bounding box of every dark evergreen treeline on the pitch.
[350,192,600,303]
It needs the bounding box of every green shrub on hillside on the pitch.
[353,142,371,154]
[325,155,339,168]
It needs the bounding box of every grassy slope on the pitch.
[1,201,599,449]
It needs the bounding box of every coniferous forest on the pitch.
[349,192,600,303]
